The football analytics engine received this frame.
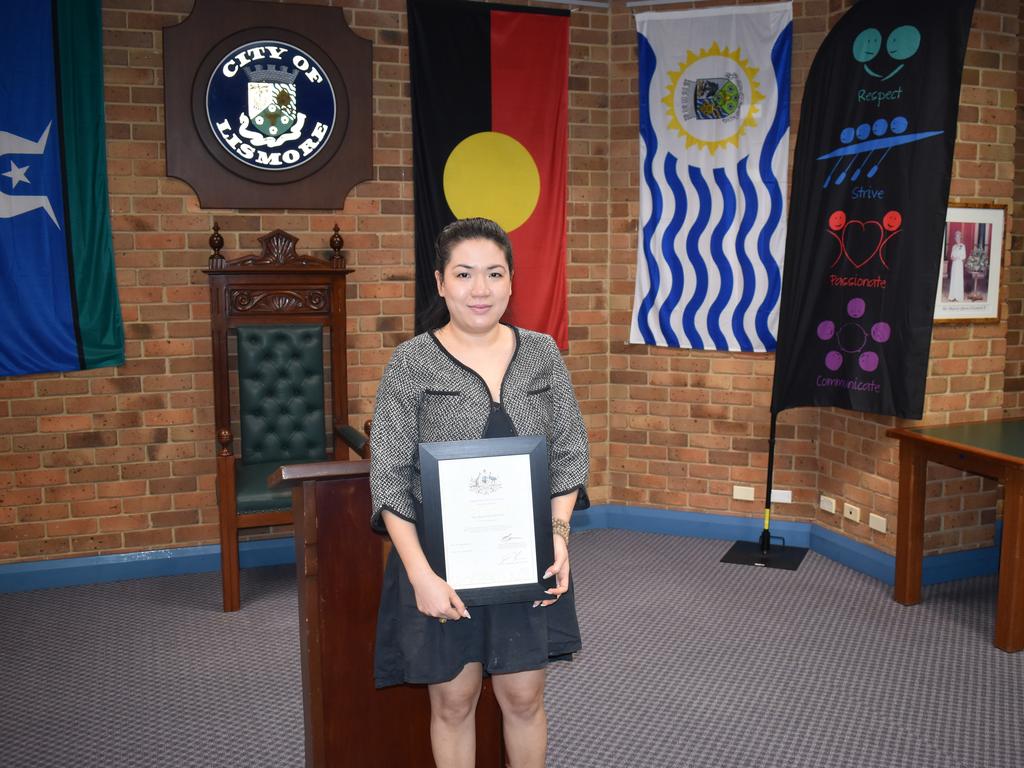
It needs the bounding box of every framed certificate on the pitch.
[418,435,555,606]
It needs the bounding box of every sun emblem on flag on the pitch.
[662,42,764,154]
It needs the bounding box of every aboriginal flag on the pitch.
[0,0,123,377]
[770,0,973,419]
[408,0,569,347]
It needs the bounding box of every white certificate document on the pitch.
[437,453,538,590]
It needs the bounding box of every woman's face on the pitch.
[435,238,512,334]
[954,230,963,244]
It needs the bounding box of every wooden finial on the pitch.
[209,223,225,267]
[216,427,233,457]
[330,224,345,267]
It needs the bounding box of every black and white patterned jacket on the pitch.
[369,326,589,530]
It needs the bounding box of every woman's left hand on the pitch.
[535,534,569,608]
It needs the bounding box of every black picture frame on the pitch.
[418,435,555,606]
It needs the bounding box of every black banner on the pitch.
[771,0,975,419]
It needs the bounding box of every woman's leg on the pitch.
[492,669,547,768]
[427,662,483,768]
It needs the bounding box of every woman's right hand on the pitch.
[409,568,470,621]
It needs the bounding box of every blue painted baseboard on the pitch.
[0,505,1001,593]
[0,537,295,594]
[573,505,1001,587]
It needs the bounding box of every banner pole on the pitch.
[720,409,805,570]
[760,411,779,554]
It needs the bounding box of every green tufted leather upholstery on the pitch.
[235,325,328,513]
[235,461,297,513]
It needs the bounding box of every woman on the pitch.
[947,229,966,302]
[369,218,589,768]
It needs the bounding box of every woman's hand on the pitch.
[383,511,469,622]
[536,534,569,608]
[409,567,470,621]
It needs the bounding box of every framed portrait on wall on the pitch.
[933,203,1007,322]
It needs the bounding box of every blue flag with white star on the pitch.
[0,0,123,377]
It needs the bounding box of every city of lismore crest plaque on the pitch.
[164,0,372,209]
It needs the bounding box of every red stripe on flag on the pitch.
[490,10,569,348]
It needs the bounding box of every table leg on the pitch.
[994,468,1024,652]
[894,440,927,605]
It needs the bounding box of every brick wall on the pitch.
[1005,0,1024,416]
[0,0,1019,565]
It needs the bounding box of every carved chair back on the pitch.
[205,225,352,611]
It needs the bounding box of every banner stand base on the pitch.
[720,540,809,571]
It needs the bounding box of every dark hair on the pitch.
[421,218,514,330]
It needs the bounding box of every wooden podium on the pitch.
[271,460,504,766]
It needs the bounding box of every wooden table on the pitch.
[887,418,1024,652]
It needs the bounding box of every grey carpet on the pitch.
[0,566,304,768]
[548,530,1023,768]
[1,529,1021,767]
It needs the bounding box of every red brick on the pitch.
[71,534,124,553]
[71,499,123,518]
[0,523,46,542]
[47,518,99,537]
[14,469,68,487]
[124,529,174,548]
[38,417,96,436]
[18,539,71,558]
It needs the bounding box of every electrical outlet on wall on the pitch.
[819,495,836,514]
[868,513,887,533]
[732,485,755,501]
[843,503,861,523]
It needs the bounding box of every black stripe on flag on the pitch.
[409,0,491,330]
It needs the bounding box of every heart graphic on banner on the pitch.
[842,219,885,269]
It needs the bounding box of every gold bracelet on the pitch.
[551,517,570,546]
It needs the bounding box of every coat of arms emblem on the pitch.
[683,74,743,122]
[243,65,304,144]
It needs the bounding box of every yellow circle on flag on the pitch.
[442,131,540,233]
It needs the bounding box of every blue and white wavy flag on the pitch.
[631,3,792,352]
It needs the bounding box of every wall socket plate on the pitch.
[732,485,755,501]
[819,495,836,514]
[732,486,791,503]
[868,513,887,533]
[843,503,861,523]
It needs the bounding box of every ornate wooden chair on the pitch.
[205,225,366,611]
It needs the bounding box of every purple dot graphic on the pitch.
[871,322,891,343]
[855,123,871,140]
[847,298,866,319]
[859,351,879,372]
[825,351,843,371]
[817,320,836,341]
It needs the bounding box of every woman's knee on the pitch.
[432,691,478,725]
[429,666,483,725]
[493,671,545,721]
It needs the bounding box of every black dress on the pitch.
[373,401,582,688]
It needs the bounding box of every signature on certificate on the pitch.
[500,550,527,565]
